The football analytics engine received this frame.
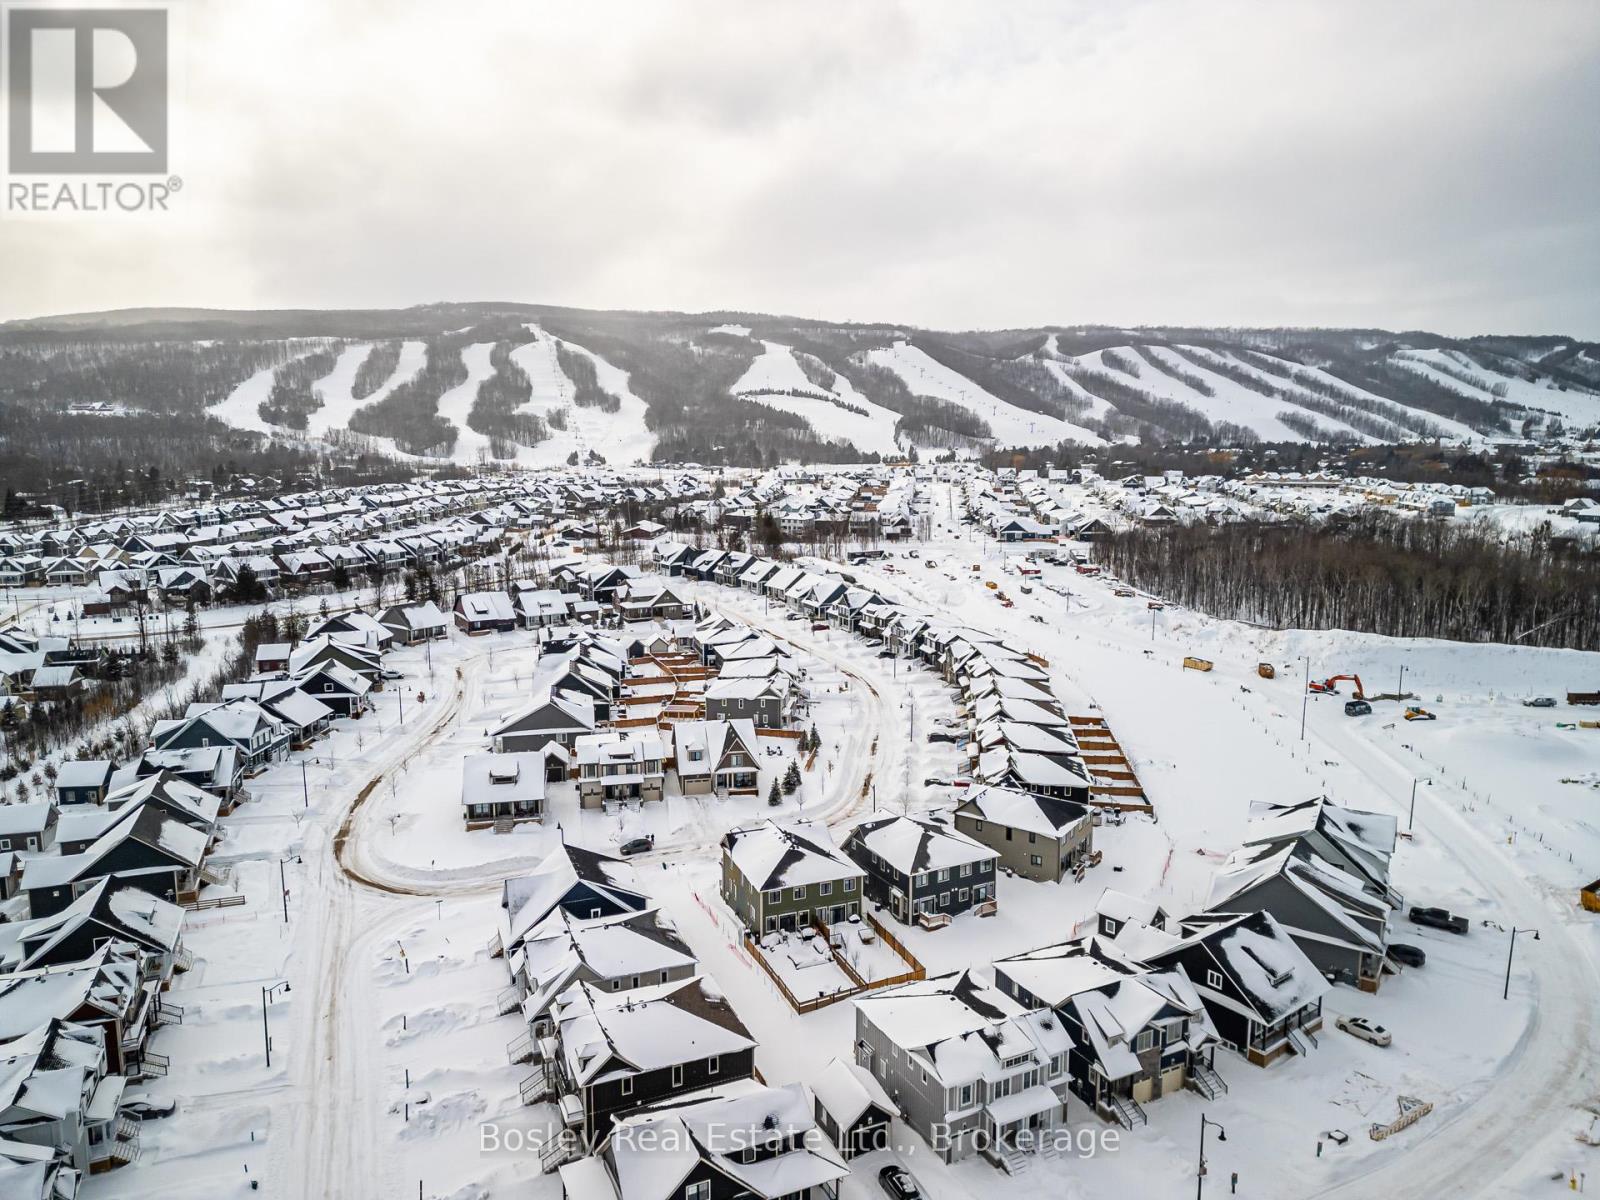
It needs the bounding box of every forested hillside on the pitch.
[2,303,1597,479]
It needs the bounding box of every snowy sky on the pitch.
[3,0,1598,336]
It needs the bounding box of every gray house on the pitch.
[1207,844,1393,992]
[703,676,788,728]
[953,786,1093,884]
[852,970,1073,1169]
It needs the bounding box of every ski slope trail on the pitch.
[733,340,903,458]
[308,340,426,438]
[533,331,655,467]
[433,342,497,464]
[866,340,1093,448]
[208,344,325,435]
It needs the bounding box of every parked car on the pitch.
[1387,943,1426,968]
[1344,700,1372,717]
[877,649,896,658]
[1334,1015,1392,1047]
[380,669,405,681]
[1523,696,1557,708]
[811,622,830,632]
[879,1165,924,1200]
[122,1097,177,1120]
[618,836,655,856]
[1409,905,1469,934]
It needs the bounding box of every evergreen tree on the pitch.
[783,760,801,794]
[767,776,782,807]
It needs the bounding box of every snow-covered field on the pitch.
[54,481,1600,1200]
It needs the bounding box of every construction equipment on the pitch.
[1257,662,1276,680]
[1182,656,1214,673]
[1403,706,1436,721]
[1309,674,1366,699]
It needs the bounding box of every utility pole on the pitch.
[1300,658,1310,741]
[1504,927,1539,1000]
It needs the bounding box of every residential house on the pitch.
[843,815,998,925]
[455,591,517,635]
[851,970,1072,1167]
[811,1056,896,1161]
[720,820,866,934]
[702,677,787,729]
[952,786,1093,884]
[575,732,666,809]
[492,693,597,754]
[378,601,450,644]
[993,937,1220,1129]
[0,803,59,854]
[534,976,758,1149]
[558,1079,849,1199]
[461,752,552,830]
[671,720,760,797]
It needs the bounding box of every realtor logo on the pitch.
[6,6,167,174]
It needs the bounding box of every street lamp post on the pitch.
[1504,927,1540,1000]
[262,981,290,1067]
[278,855,300,923]
[1197,1113,1227,1200]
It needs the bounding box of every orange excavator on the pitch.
[1309,674,1366,699]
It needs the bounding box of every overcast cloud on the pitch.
[2,0,1597,335]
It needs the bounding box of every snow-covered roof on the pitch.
[721,820,864,892]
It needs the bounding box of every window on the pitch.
[685,1182,710,1200]
[621,1076,633,1096]
[1135,1030,1156,1053]
[843,878,856,893]
[974,820,984,832]
[766,889,781,904]
[820,881,832,896]
[1030,855,1043,867]
[959,863,972,878]
[937,869,950,883]
[959,888,969,903]
[671,1064,684,1087]
[1027,831,1037,844]
[707,1056,720,1075]
[959,1083,974,1107]
[1206,969,1223,990]
[660,971,669,983]
[1049,1055,1062,1077]
[1103,918,1120,936]
[939,892,949,907]
[792,887,806,901]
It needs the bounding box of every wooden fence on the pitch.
[742,910,926,1015]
